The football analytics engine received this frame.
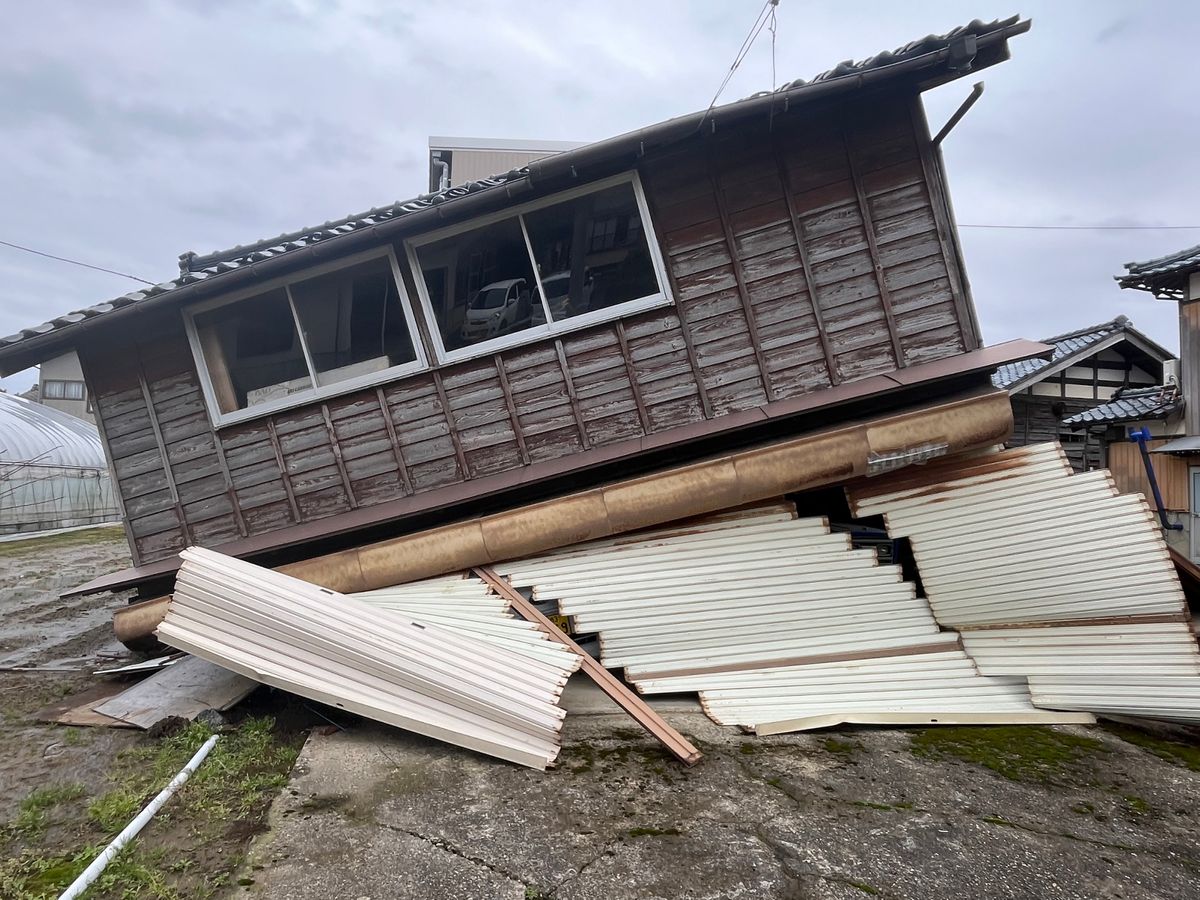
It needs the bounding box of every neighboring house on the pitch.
[992,316,1175,471]
[36,351,94,423]
[429,137,583,192]
[1118,243,1200,560]
[0,17,1039,594]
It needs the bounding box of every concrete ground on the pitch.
[234,679,1200,900]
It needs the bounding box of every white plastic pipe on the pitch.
[58,734,220,900]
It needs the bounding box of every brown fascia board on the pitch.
[64,338,1047,599]
[0,19,1031,375]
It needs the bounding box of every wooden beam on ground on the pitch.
[473,566,703,767]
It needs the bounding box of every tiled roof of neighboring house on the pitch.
[0,15,1031,371]
[1116,244,1200,299]
[1062,384,1183,430]
[991,316,1148,390]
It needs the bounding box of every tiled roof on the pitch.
[992,316,1133,390]
[0,15,1030,363]
[1116,244,1200,299]
[1062,384,1183,430]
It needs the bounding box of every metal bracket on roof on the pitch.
[933,81,984,146]
[947,33,977,70]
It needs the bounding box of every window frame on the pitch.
[182,246,429,428]
[405,171,674,366]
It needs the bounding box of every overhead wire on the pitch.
[0,239,155,285]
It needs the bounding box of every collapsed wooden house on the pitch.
[0,16,1043,608]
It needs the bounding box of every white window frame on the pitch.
[182,246,429,428]
[405,171,674,366]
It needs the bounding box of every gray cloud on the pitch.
[1,0,1195,394]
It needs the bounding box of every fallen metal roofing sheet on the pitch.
[847,442,1200,723]
[161,547,581,769]
[847,443,1186,627]
[494,507,946,681]
[92,654,257,730]
[350,575,580,667]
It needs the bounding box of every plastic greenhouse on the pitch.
[0,392,119,535]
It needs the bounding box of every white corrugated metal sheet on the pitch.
[162,547,581,769]
[351,575,579,667]
[847,443,1186,627]
[486,503,1077,730]
[495,507,945,681]
[848,442,1200,723]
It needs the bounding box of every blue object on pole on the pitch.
[1129,427,1183,530]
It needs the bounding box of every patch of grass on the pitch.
[1106,724,1200,772]
[525,887,548,900]
[1123,795,1150,815]
[88,788,142,834]
[822,737,861,757]
[909,726,1106,783]
[626,826,682,838]
[1071,801,1095,815]
[0,525,125,559]
[8,784,86,839]
[739,741,759,755]
[0,844,182,900]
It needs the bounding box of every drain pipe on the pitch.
[58,734,220,900]
[1129,427,1183,530]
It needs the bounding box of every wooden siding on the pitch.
[1008,395,1103,473]
[1108,439,1190,511]
[80,91,978,566]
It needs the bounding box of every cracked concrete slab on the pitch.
[234,679,1200,900]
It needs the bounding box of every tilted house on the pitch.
[992,316,1174,471]
[0,17,1042,599]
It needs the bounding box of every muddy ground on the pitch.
[0,528,311,899]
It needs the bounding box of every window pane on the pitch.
[64,381,85,400]
[193,288,312,414]
[289,256,417,387]
[415,217,541,352]
[42,380,65,399]
[523,182,660,324]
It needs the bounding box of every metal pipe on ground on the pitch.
[114,389,1013,646]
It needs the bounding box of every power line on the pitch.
[0,238,155,285]
[702,0,776,118]
[959,224,1200,231]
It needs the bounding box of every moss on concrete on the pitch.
[1106,724,1200,773]
[909,727,1106,783]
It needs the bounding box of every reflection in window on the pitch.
[290,257,416,387]
[415,217,541,352]
[522,182,658,324]
[413,178,664,353]
[190,254,422,418]
[194,288,312,414]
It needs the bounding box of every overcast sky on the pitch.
[2,1,1197,392]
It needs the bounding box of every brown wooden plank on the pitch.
[615,320,652,434]
[843,124,903,368]
[474,566,702,766]
[638,169,714,419]
[136,356,191,546]
[909,94,978,351]
[432,370,470,478]
[492,354,531,466]
[553,338,591,451]
[266,418,301,522]
[375,386,414,496]
[320,404,358,509]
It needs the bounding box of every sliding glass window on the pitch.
[409,173,669,362]
[187,250,425,425]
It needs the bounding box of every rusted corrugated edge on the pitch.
[473,566,703,767]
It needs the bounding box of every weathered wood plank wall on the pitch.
[1107,439,1189,511]
[80,91,978,566]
